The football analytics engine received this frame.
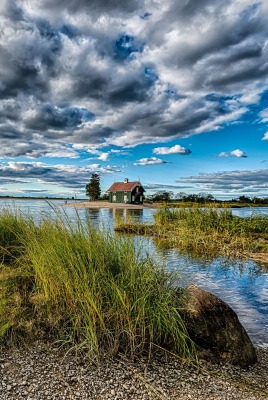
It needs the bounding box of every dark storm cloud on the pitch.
[26,105,95,131]
[71,61,156,106]
[0,102,21,123]
[39,0,144,15]
[0,6,63,101]
[0,0,268,154]
[0,49,49,100]
[176,169,268,193]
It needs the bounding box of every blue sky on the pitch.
[0,0,267,199]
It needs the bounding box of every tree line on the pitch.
[85,174,268,204]
[146,191,268,204]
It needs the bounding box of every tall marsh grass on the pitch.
[0,209,193,360]
[115,206,268,259]
[153,207,268,257]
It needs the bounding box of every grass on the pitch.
[115,207,268,260]
[0,208,194,361]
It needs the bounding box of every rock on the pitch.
[181,285,257,366]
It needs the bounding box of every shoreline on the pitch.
[64,200,160,209]
[0,342,267,399]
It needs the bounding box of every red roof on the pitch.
[107,181,144,192]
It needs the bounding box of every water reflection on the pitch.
[149,245,268,347]
[110,207,144,222]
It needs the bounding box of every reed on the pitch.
[0,209,194,360]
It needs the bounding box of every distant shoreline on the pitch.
[0,197,87,201]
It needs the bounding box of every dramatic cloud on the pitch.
[177,169,268,194]
[0,0,267,157]
[0,0,268,198]
[134,157,167,166]
[0,162,121,189]
[153,144,191,155]
[218,149,247,158]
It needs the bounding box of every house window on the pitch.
[113,194,116,202]
[136,186,139,192]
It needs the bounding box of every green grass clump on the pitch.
[154,207,268,257]
[0,209,34,263]
[0,210,193,360]
[116,207,268,260]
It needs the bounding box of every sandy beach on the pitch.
[64,201,159,210]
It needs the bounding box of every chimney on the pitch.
[124,178,129,183]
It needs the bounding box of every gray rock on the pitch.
[182,285,257,366]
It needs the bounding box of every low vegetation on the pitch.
[115,207,268,260]
[0,209,194,360]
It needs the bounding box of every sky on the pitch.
[0,0,268,200]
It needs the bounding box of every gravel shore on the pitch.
[0,343,267,400]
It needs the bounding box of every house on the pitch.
[106,178,145,204]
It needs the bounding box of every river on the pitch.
[0,198,267,348]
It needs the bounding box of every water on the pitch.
[0,199,267,347]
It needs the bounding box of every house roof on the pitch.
[107,181,145,192]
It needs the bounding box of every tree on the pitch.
[85,174,101,201]
[238,195,251,204]
[151,191,174,202]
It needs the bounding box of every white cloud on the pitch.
[153,144,191,155]
[230,149,247,158]
[134,157,167,166]
[98,152,110,161]
[262,132,268,140]
[218,149,247,158]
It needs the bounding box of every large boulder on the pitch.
[181,285,257,366]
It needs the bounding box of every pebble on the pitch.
[0,342,267,399]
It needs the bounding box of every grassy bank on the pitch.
[0,209,194,360]
[115,207,268,260]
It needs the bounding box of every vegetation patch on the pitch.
[115,207,268,261]
[0,209,194,361]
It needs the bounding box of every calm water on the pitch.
[0,199,267,347]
